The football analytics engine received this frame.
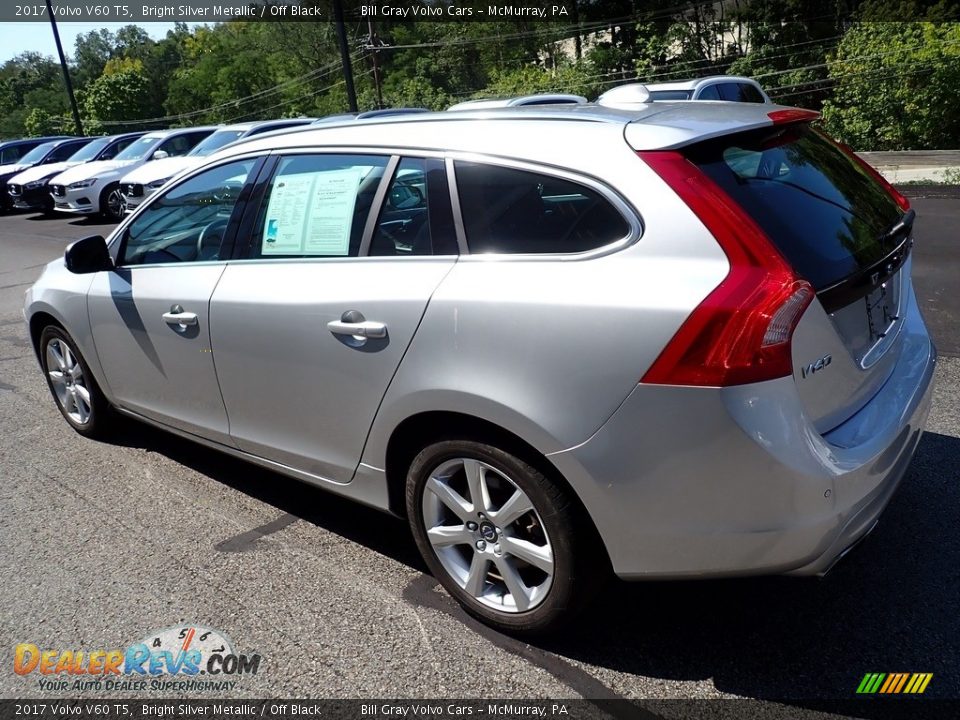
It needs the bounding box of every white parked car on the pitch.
[120,119,314,214]
[48,127,215,220]
[447,94,587,111]
[7,133,145,213]
[637,75,771,102]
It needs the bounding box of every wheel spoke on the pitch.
[463,459,490,514]
[490,489,533,528]
[464,552,489,597]
[494,556,531,611]
[62,344,75,371]
[48,370,65,386]
[426,476,472,522]
[501,536,553,573]
[427,524,472,548]
[73,391,90,423]
[74,385,92,410]
[48,343,66,371]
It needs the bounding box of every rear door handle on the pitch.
[327,320,387,339]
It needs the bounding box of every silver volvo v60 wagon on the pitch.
[25,102,936,633]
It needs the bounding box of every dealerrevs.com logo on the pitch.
[14,625,262,692]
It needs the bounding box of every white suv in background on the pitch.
[120,119,314,214]
[48,127,215,220]
[641,75,771,102]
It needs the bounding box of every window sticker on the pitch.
[261,168,362,256]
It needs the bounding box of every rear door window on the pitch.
[696,85,721,100]
[686,125,904,290]
[454,162,630,254]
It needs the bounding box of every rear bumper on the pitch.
[549,288,936,579]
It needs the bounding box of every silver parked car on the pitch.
[24,102,936,634]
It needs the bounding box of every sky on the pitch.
[1,23,196,64]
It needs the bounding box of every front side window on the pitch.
[119,159,256,266]
[18,142,56,165]
[68,137,111,163]
[47,141,86,163]
[248,154,389,259]
[454,161,630,254]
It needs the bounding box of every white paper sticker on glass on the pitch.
[262,168,362,256]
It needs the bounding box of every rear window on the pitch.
[687,125,903,290]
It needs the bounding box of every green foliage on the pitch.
[83,67,152,124]
[821,22,960,150]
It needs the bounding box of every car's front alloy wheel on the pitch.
[39,326,112,439]
[407,439,604,634]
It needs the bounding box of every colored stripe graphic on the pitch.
[857,672,933,694]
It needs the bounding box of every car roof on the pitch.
[218,101,803,158]
[215,119,314,133]
[0,135,73,148]
[448,94,588,111]
[646,75,761,92]
[140,126,218,140]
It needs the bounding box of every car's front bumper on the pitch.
[10,184,53,210]
[549,285,937,579]
[50,184,99,214]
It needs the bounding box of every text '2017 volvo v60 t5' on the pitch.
[25,100,936,634]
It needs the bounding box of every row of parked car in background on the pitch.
[0,76,771,222]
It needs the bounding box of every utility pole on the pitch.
[332,0,358,113]
[45,0,84,135]
[367,20,384,110]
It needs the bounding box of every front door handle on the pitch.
[327,319,387,339]
[162,305,198,327]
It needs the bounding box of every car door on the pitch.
[210,154,458,483]
[87,157,262,444]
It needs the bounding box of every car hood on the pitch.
[51,159,140,186]
[8,161,76,185]
[0,161,33,177]
[120,156,202,185]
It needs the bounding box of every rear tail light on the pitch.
[638,151,814,387]
[826,135,910,212]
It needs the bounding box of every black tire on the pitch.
[99,183,124,221]
[406,439,605,635]
[38,325,113,439]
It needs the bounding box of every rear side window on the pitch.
[718,83,765,103]
[687,125,903,290]
[649,90,694,101]
[454,162,630,254]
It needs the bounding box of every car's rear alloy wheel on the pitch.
[39,326,112,439]
[407,440,604,634]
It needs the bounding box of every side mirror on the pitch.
[152,150,169,160]
[65,235,113,274]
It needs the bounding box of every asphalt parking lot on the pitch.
[0,195,957,713]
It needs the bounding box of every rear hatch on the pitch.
[684,123,913,431]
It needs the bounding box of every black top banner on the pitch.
[2,0,957,24]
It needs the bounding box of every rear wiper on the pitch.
[880,209,915,242]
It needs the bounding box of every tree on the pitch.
[821,21,960,149]
[83,63,153,125]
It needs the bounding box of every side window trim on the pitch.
[444,157,470,255]
[231,154,279,260]
[113,154,267,267]
[357,155,400,256]
[445,154,641,259]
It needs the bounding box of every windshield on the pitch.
[114,136,161,161]
[66,138,110,163]
[18,142,57,165]
[188,130,246,156]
